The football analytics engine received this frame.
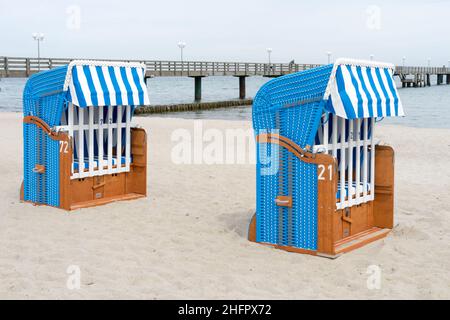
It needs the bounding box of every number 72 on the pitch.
[59,141,69,154]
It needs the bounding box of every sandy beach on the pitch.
[0,111,449,299]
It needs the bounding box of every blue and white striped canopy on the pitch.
[324,59,404,119]
[63,61,150,107]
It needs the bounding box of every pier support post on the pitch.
[426,74,431,86]
[191,76,205,101]
[447,74,450,85]
[25,58,30,77]
[437,74,443,85]
[4,57,8,77]
[235,75,248,99]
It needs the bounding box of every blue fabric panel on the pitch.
[23,67,68,208]
[82,65,99,106]
[107,66,123,106]
[383,68,400,116]
[335,67,356,119]
[375,68,391,117]
[253,66,333,251]
[346,66,364,118]
[95,66,111,106]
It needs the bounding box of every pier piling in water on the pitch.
[236,75,248,99]
[447,74,450,85]
[191,76,205,101]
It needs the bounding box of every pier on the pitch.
[1,56,449,102]
[395,66,450,88]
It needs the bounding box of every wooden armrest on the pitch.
[23,116,67,141]
[256,133,334,165]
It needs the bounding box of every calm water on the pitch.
[0,76,269,111]
[1,76,449,128]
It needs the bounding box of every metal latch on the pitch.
[275,196,292,208]
[32,165,45,173]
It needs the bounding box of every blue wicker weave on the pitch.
[23,66,69,208]
[253,64,334,250]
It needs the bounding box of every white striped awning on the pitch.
[324,58,404,119]
[63,60,150,107]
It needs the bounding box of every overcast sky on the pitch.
[1,0,449,66]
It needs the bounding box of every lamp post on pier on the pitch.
[177,41,186,75]
[427,58,431,67]
[266,48,272,65]
[32,33,44,71]
[266,48,273,75]
[177,42,186,63]
[402,56,406,67]
[370,54,374,61]
[326,51,332,64]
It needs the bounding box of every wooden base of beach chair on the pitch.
[248,213,391,258]
[69,192,146,210]
[248,144,395,258]
[59,128,147,211]
[21,121,147,211]
[333,227,390,255]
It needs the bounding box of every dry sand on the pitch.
[0,111,449,299]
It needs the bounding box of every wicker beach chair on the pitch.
[249,58,404,257]
[21,60,149,210]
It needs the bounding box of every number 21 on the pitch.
[318,164,333,181]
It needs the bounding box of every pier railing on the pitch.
[394,66,450,75]
[1,56,449,78]
[142,61,323,77]
[0,56,319,78]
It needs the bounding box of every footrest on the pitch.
[334,227,390,255]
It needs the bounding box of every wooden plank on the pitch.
[334,227,390,255]
[373,145,395,229]
[59,134,73,210]
[125,128,147,196]
[70,193,145,210]
[317,157,338,255]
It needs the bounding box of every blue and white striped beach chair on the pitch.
[21,60,150,210]
[249,58,404,257]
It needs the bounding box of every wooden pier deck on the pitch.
[1,56,449,101]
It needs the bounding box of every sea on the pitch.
[0,75,448,128]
